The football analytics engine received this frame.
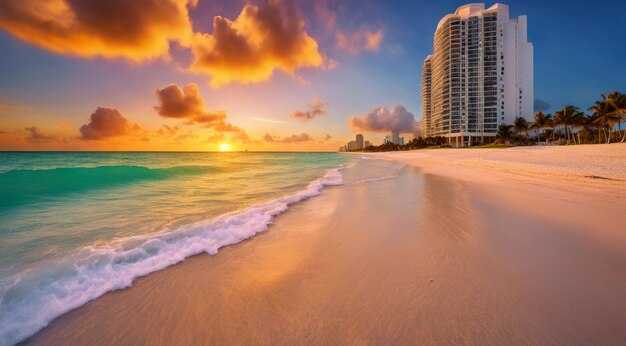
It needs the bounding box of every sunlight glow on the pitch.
[220,143,231,151]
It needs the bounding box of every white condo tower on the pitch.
[421,3,533,147]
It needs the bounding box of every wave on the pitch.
[0,166,344,346]
[0,165,220,210]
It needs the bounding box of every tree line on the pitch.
[347,91,625,152]
[498,91,626,145]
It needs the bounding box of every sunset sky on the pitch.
[1,0,625,151]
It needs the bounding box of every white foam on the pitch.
[0,167,345,346]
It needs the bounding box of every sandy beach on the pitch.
[27,144,626,345]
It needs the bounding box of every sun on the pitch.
[219,143,231,151]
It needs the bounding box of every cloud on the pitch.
[214,122,242,132]
[314,1,337,32]
[264,132,312,143]
[0,0,194,62]
[282,133,312,143]
[263,133,276,142]
[204,132,225,144]
[231,130,250,143]
[292,98,328,121]
[348,105,418,133]
[173,129,198,143]
[156,124,182,137]
[336,27,384,54]
[155,83,227,127]
[79,107,141,140]
[24,126,58,142]
[324,134,332,140]
[364,30,383,51]
[0,102,32,112]
[189,0,324,87]
[322,58,339,70]
[534,99,551,112]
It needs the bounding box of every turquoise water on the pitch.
[0,152,352,345]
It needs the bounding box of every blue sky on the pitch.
[0,0,625,150]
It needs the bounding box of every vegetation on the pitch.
[496,91,626,146]
[345,91,626,152]
[495,124,515,145]
[530,111,553,143]
[354,136,447,152]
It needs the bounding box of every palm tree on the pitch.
[574,113,591,144]
[589,95,621,144]
[514,117,529,143]
[496,124,515,145]
[531,111,552,144]
[606,92,626,142]
[554,105,585,144]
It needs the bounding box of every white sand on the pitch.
[371,143,626,189]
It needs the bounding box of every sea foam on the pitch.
[0,167,344,346]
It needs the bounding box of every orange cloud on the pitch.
[190,0,324,87]
[156,124,183,137]
[0,0,194,61]
[364,30,383,51]
[264,132,312,143]
[24,126,58,143]
[79,107,142,140]
[214,122,242,132]
[172,129,199,144]
[155,83,226,126]
[154,83,247,134]
[231,130,250,143]
[204,132,225,144]
[292,98,328,121]
[336,27,384,54]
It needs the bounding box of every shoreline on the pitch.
[26,145,626,345]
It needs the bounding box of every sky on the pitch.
[0,0,625,151]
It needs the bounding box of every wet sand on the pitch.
[27,148,626,345]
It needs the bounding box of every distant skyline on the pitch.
[1,0,625,151]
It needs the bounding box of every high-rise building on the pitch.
[421,56,432,138]
[421,3,533,147]
[356,134,364,149]
[391,131,400,145]
[384,132,405,145]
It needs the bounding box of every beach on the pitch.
[26,145,626,345]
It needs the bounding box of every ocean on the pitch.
[0,151,388,345]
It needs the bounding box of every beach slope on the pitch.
[28,145,626,345]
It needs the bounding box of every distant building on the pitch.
[421,3,533,147]
[384,132,404,145]
[344,134,369,151]
[364,141,372,147]
[356,134,364,149]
